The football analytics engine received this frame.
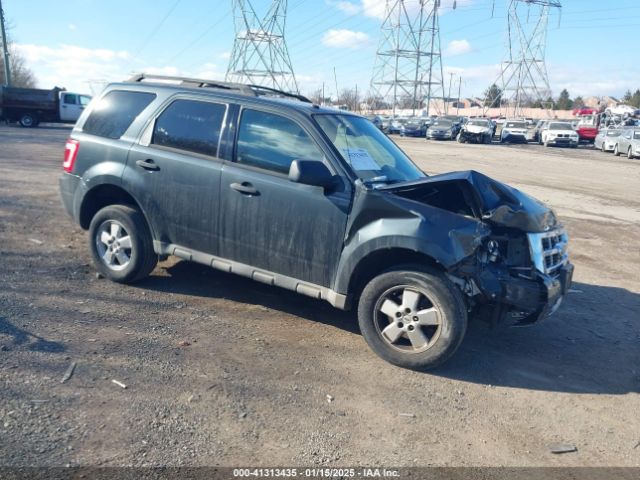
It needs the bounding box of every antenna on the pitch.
[371,0,445,117]
[490,0,561,117]
[226,0,298,93]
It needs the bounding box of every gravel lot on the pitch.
[0,124,639,467]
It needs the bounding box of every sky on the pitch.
[3,0,640,100]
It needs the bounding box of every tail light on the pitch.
[63,139,79,173]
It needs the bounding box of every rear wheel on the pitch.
[358,267,467,370]
[88,205,157,283]
[19,113,37,128]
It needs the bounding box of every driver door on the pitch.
[218,107,351,287]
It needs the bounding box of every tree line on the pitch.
[1,27,37,88]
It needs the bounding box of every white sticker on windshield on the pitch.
[342,148,380,170]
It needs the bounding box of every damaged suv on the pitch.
[59,74,573,370]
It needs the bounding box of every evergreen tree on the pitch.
[483,83,502,108]
[556,89,573,110]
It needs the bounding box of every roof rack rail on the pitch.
[127,73,311,104]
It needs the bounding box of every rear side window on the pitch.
[236,109,324,174]
[83,90,156,139]
[151,99,226,157]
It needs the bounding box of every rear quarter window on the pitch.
[82,90,156,139]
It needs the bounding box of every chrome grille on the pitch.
[527,228,569,275]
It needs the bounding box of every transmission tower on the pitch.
[371,0,445,117]
[226,0,298,93]
[492,0,561,117]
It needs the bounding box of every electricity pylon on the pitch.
[492,0,561,117]
[371,0,445,117]
[226,0,298,93]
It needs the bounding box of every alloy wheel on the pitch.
[95,220,133,271]
[374,286,442,354]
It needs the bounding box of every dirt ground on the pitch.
[0,124,638,468]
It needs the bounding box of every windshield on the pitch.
[549,122,573,130]
[468,120,490,126]
[432,120,453,127]
[606,130,621,137]
[314,114,425,185]
[505,122,526,128]
[634,131,640,139]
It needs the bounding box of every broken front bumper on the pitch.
[476,261,574,326]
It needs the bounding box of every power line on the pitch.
[131,0,183,59]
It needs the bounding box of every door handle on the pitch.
[230,182,259,196]
[136,159,160,171]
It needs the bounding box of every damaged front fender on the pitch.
[332,183,491,295]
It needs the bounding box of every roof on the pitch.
[115,73,349,116]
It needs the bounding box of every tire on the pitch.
[457,133,464,143]
[88,205,157,283]
[544,140,550,147]
[614,144,620,156]
[357,266,467,370]
[601,143,605,152]
[19,113,37,128]
[628,147,634,160]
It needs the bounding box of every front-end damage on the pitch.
[342,170,573,326]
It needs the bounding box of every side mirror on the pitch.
[289,160,335,188]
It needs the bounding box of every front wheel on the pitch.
[614,144,620,156]
[628,147,634,159]
[601,143,605,152]
[358,267,467,370]
[88,205,158,283]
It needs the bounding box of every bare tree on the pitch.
[338,88,359,112]
[1,24,37,87]
[1,46,37,87]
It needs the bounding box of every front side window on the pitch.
[236,109,324,174]
[152,99,226,157]
[83,90,156,139]
[79,95,92,106]
[315,114,425,185]
[63,94,78,105]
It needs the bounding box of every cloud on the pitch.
[322,29,370,49]
[12,43,226,95]
[68,24,77,31]
[444,39,472,56]
[361,0,387,19]
[326,0,361,15]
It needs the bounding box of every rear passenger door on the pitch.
[218,107,351,287]
[123,97,227,255]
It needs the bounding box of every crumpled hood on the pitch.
[464,125,491,134]
[385,170,558,233]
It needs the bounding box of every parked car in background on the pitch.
[388,117,408,135]
[532,120,550,143]
[614,129,640,159]
[540,122,579,148]
[457,118,493,144]
[366,115,384,131]
[500,120,528,143]
[594,127,622,152]
[400,118,429,137]
[426,118,457,140]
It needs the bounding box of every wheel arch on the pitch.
[344,248,445,305]
[79,184,153,237]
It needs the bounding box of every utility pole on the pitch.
[0,0,11,86]
[447,72,454,115]
[456,75,462,115]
